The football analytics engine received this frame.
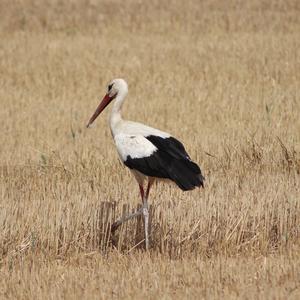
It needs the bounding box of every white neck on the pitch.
[109,92,126,136]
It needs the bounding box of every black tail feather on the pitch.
[168,159,204,191]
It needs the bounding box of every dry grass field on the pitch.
[0,0,300,299]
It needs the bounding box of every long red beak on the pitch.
[86,94,113,128]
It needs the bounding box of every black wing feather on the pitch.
[124,135,204,191]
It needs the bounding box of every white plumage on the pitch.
[115,134,157,161]
[112,120,170,139]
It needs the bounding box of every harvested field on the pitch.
[0,0,300,299]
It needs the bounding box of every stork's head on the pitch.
[86,78,128,128]
[107,78,128,98]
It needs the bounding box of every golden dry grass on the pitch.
[0,0,300,299]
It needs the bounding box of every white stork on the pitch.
[87,78,204,250]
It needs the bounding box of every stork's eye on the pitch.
[108,83,113,92]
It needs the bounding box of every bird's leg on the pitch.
[111,184,145,233]
[111,183,144,233]
[142,195,149,250]
[111,209,142,233]
[145,178,154,199]
[111,182,151,251]
[139,184,145,200]
[141,180,153,250]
